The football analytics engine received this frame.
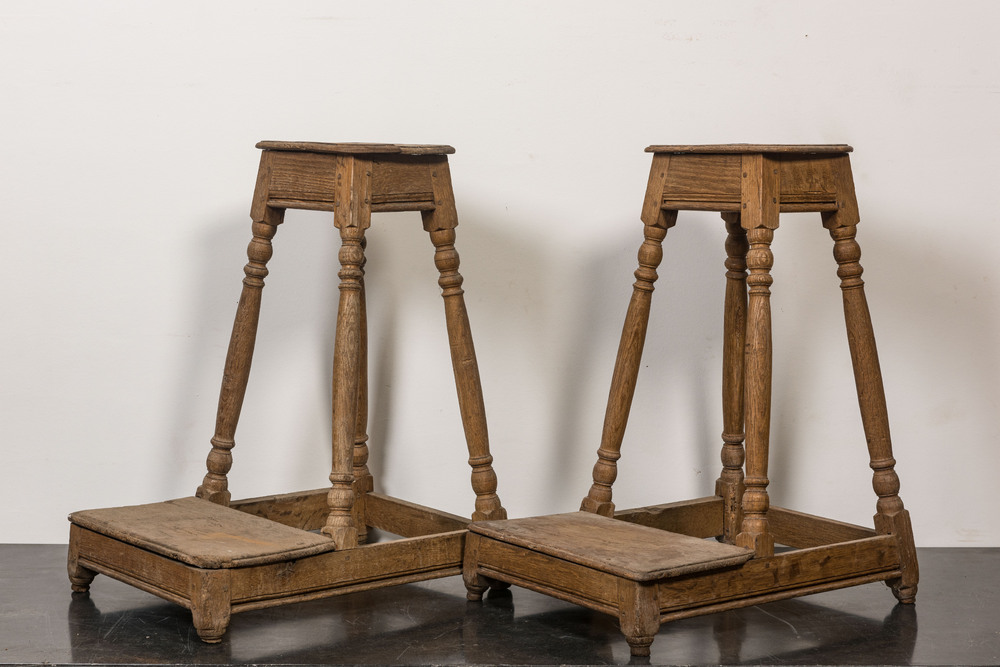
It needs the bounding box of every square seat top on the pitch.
[256,141,455,155]
[69,496,335,568]
[646,144,852,154]
[470,511,753,581]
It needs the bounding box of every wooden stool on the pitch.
[68,141,506,642]
[464,144,918,657]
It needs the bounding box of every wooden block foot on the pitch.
[191,600,231,643]
[464,579,489,601]
[192,595,231,643]
[890,579,917,604]
[190,569,231,643]
[619,580,660,658]
[876,509,918,604]
[463,567,498,601]
[67,562,96,594]
[67,539,97,593]
[463,570,488,601]
[69,576,95,595]
[193,627,226,644]
[625,635,654,658]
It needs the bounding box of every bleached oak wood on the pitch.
[581,154,677,516]
[229,488,329,530]
[821,156,918,602]
[614,496,723,538]
[68,141,505,642]
[768,506,877,548]
[422,161,506,522]
[716,212,747,544]
[735,151,779,557]
[363,492,469,537]
[468,144,917,657]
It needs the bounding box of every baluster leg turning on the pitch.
[322,156,372,549]
[423,160,506,522]
[582,154,677,517]
[352,238,373,544]
[735,225,775,557]
[826,219,918,602]
[580,221,673,517]
[716,212,748,543]
[735,153,778,557]
[198,214,283,505]
[323,222,365,549]
[428,227,505,521]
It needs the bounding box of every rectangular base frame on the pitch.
[69,490,469,641]
[465,497,905,656]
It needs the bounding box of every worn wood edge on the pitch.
[474,537,620,607]
[659,571,899,623]
[265,198,436,213]
[613,496,723,538]
[646,144,852,154]
[231,567,461,614]
[479,565,620,618]
[657,535,900,612]
[373,191,435,204]
[471,512,750,581]
[68,498,335,568]
[769,505,877,548]
[78,554,193,609]
[229,530,466,606]
[365,492,469,537]
[371,201,436,212]
[256,141,455,155]
[659,199,840,213]
[74,527,466,617]
[72,527,194,608]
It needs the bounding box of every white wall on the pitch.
[3,1,998,546]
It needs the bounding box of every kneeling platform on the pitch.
[464,500,909,657]
[465,510,753,656]
[69,491,470,642]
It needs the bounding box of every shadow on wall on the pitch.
[764,204,1000,533]
[157,191,1000,537]
[545,212,735,513]
[158,200,551,514]
[158,207,340,500]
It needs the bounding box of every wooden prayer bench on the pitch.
[463,145,918,657]
[68,142,506,642]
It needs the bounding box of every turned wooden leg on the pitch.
[827,220,918,602]
[198,216,282,505]
[352,239,373,545]
[190,569,232,643]
[735,225,775,557]
[618,580,660,657]
[422,161,506,522]
[583,156,676,517]
[715,213,748,544]
[67,528,97,594]
[322,223,366,549]
[735,154,778,557]
[426,225,505,521]
[582,216,675,517]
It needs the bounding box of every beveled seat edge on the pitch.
[256,141,455,155]
[645,144,853,154]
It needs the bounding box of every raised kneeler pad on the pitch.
[69,497,335,568]
[465,512,753,656]
[470,512,752,580]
